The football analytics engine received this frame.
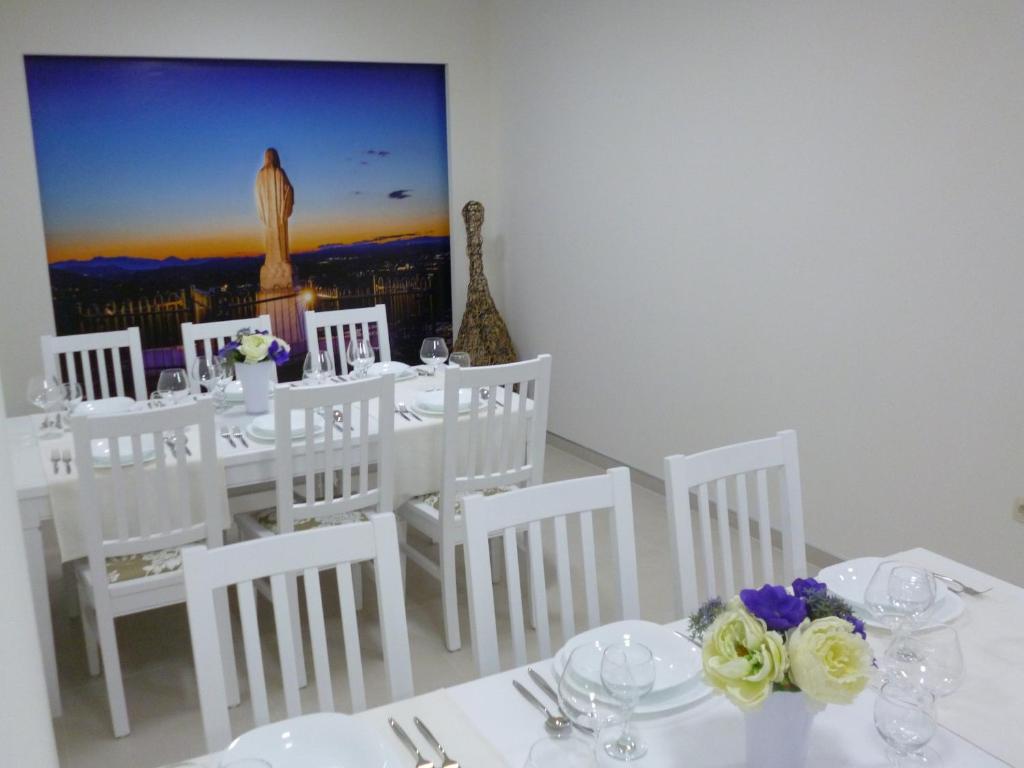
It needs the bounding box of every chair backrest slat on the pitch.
[304,305,391,376]
[42,328,146,402]
[664,430,807,618]
[181,316,274,394]
[463,468,640,677]
[183,515,413,753]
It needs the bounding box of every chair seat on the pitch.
[251,509,368,535]
[105,548,183,584]
[411,485,517,520]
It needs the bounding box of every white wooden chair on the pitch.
[397,354,552,652]
[304,305,391,376]
[71,398,237,737]
[181,315,275,394]
[183,514,414,753]
[41,328,146,401]
[235,375,395,685]
[664,429,807,618]
[463,468,641,677]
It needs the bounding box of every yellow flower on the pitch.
[788,617,872,705]
[238,334,270,363]
[702,597,788,710]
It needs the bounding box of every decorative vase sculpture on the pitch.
[744,691,818,768]
[234,360,274,415]
[453,201,517,366]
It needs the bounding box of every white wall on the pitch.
[0,0,501,414]
[490,1,1024,582]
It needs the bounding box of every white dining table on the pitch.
[6,370,482,718]
[164,549,1019,767]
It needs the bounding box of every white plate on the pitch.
[554,620,702,695]
[224,380,276,403]
[817,557,963,629]
[221,712,405,768]
[74,396,136,416]
[367,361,416,381]
[248,411,325,439]
[413,388,485,415]
[90,434,157,467]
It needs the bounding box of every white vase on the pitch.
[744,692,818,768]
[234,360,274,415]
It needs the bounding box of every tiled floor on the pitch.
[48,441,824,768]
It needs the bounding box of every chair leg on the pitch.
[286,573,308,688]
[397,520,408,587]
[77,579,100,677]
[441,542,461,652]
[213,587,240,707]
[64,561,80,618]
[94,601,130,738]
[489,537,504,585]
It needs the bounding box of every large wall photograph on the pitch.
[25,55,452,387]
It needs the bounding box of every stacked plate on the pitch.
[90,433,157,467]
[222,712,404,768]
[246,411,326,442]
[366,360,416,381]
[817,556,964,629]
[74,396,136,416]
[412,388,485,417]
[552,620,711,716]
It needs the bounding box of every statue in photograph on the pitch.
[453,201,517,365]
[255,147,295,289]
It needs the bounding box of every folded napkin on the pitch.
[39,422,229,562]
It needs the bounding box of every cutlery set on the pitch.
[514,668,592,735]
[388,715,458,768]
[50,448,73,474]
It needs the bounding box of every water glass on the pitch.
[156,368,190,404]
[347,337,375,378]
[600,641,656,761]
[524,735,595,768]
[420,336,449,375]
[303,349,335,384]
[883,626,964,697]
[874,682,942,765]
[26,375,64,437]
[557,642,622,735]
[865,561,936,633]
[449,351,471,368]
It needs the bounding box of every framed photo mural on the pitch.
[24,55,452,388]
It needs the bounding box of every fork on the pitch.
[399,402,422,422]
[61,448,72,474]
[50,448,60,474]
[413,717,458,768]
[231,425,249,448]
[934,572,991,596]
[387,717,434,768]
[395,406,411,422]
[219,426,236,448]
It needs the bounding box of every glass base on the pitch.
[600,723,648,762]
[888,746,943,766]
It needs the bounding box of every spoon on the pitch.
[512,680,571,734]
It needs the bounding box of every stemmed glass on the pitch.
[347,337,375,378]
[599,641,656,761]
[874,682,942,765]
[557,642,622,736]
[60,381,84,427]
[26,375,64,437]
[156,368,190,404]
[191,356,230,411]
[524,735,595,768]
[865,561,937,634]
[449,351,471,368]
[303,349,335,384]
[883,626,964,698]
[420,337,449,376]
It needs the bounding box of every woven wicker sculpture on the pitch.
[453,201,517,365]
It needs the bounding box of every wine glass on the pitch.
[26,375,64,437]
[190,356,219,394]
[524,735,595,768]
[883,626,964,698]
[420,336,449,376]
[874,682,942,766]
[347,337,375,378]
[156,368,190,404]
[557,642,622,735]
[303,349,334,384]
[60,381,84,426]
[449,351,471,368]
[600,641,656,761]
[865,561,937,634]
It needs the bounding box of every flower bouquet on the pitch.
[691,579,873,768]
[218,329,290,413]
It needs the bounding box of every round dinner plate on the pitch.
[220,712,405,768]
[74,396,136,417]
[247,411,326,441]
[367,361,416,381]
[817,557,964,630]
[412,388,486,416]
[90,433,157,467]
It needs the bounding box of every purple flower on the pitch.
[843,613,867,639]
[217,340,240,358]
[268,340,289,365]
[740,584,807,632]
[792,578,827,599]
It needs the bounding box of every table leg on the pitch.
[23,523,61,717]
